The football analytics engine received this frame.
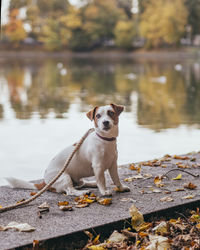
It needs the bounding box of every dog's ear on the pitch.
[86,107,98,121]
[110,103,124,116]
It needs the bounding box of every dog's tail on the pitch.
[5,177,37,190]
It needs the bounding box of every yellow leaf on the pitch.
[98,198,112,206]
[138,222,152,232]
[172,174,182,180]
[93,234,100,244]
[175,188,184,192]
[136,240,141,246]
[88,245,105,250]
[129,204,144,231]
[0,206,2,208]
[196,223,200,228]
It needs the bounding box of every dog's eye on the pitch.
[108,111,115,117]
[96,114,101,119]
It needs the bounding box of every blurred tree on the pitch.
[26,5,41,39]
[83,0,124,43]
[4,9,26,44]
[114,20,138,49]
[140,0,188,48]
[25,0,70,40]
[9,0,30,10]
[116,0,133,19]
[40,6,82,50]
[185,0,200,38]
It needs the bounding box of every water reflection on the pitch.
[0,57,200,130]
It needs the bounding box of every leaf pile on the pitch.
[83,205,200,249]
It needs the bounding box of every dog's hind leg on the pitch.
[56,173,90,196]
[76,179,97,189]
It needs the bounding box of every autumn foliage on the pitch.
[1,0,200,50]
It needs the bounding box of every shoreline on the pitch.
[0,48,200,60]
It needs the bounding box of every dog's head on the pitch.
[86,103,124,137]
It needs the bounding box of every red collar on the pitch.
[96,133,116,141]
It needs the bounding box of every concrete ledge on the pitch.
[0,152,200,250]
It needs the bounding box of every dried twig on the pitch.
[175,211,194,226]
[162,168,199,179]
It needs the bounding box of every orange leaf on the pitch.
[58,201,69,206]
[184,182,197,190]
[30,192,37,196]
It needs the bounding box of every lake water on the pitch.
[0,54,200,184]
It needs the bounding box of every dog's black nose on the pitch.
[103,121,110,127]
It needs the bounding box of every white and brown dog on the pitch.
[6,104,130,196]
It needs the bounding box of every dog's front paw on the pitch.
[115,185,130,193]
[101,189,112,197]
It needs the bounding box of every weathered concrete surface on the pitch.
[0,152,200,250]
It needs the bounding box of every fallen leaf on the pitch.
[38,202,50,209]
[151,188,162,193]
[138,222,152,232]
[58,201,69,206]
[173,155,190,160]
[160,196,174,202]
[93,234,100,244]
[146,235,170,250]
[97,198,112,206]
[124,174,144,182]
[177,164,190,169]
[175,188,184,192]
[0,221,35,232]
[144,173,153,179]
[172,174,182,180]
[120,198,136,202]
[154,176,164,187]
[33,240,39,248]
[107,230,127,243]
[153,221,168,234]
[30,192,37,196]
[129,164,141,173]
[129,204,144,231]
[182,195,195,200]
[59,205,73,211]
[84,230,93,241]
[195,223,200,228]
[138,231,148,237]
[184,182,197,190]
[88,245,105,250]
[75,203,89,208]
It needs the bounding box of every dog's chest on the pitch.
[85,135,117,167]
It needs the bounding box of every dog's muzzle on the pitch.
[102,121,111,131]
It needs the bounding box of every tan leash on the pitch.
[0,128,94,213]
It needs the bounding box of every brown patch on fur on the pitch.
[110,103,124,125]
[110,103,124,116]
[86,106,98,121]
[94,107,99,128]
[34,182,56,192]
